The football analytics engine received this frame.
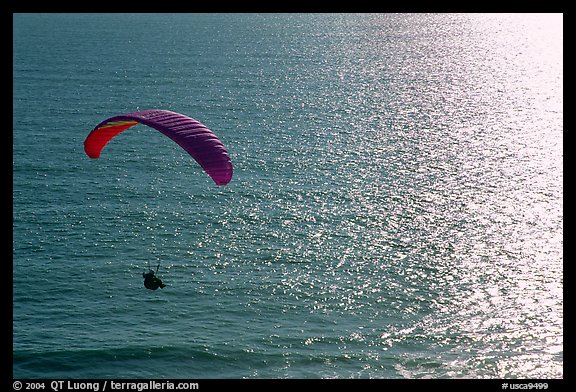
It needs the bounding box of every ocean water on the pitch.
[13,13,562,379]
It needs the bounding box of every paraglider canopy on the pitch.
[84,109,233,186]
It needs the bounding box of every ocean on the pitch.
[13,13,563,379]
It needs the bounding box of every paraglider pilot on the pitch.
[143,264,166,290]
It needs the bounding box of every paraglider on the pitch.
[83,109,233,186]
[84,110,233,291]
[143,263,166,290]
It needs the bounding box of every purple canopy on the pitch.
[84,109,233,186]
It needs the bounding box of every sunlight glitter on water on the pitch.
[14,13,562,378]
